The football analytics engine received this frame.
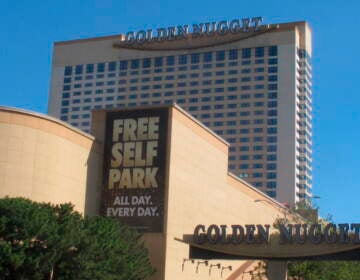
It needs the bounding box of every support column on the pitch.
[267,261,287,280]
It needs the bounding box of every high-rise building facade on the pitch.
[48,19,312,205]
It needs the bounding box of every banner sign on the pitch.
[101,108,169,232]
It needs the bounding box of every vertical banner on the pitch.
[101,108,169,232]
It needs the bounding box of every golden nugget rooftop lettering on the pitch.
[193,224,360,245]
[124,17,264,44]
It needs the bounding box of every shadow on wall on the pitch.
[84,140,103,216]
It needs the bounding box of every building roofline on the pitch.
[228,172,306,221]
[0,106,95,140]
[54,20,308,46]
[91,103,230,147]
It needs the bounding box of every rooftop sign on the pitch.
[124,17,265,44]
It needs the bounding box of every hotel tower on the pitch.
[48,19,313,205]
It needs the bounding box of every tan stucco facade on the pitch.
[0,107,101,213]
[1,105,293,279]
[90,105,293,280]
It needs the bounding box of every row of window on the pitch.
[230,145,277,152]
[64,65,279,80]
[62,90,278,100]
[63,67,279,85]
[230,154,277,161]
[62,95,278,106]
[237,172,277,179]
[65,75,278,85]
[63,84,279,93]
[239,163,277,169]
[64,46,278,75]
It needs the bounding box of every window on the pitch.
[267,163,277,170]
[268,67,278,73]
[216,50,225,61]
[268,92,278,99]
[178,54,187,64]
[268,84,278,90]
[255,47,264,57]
[268,101,277,108]
[108,62,117,71]
[267,173,277,179]
[229,49,238,60]
[266,191,276,198]
[97,63,105,72]
[155,57,163,67]
[268,110,277,116]
[269,58,278,65]
[267,136,277,143]
[119,61,128,70]
[131,59,139,69]
[203,52,212,62]
[268,46,278,56]
[142,58,151,68]
[267,127,277,134]
[242,48,251,58]
[75,65,83,75]
[267,155,277,161]
[267,145,277,152]
[64,66,72,76]
[253,173,263,178]
[166,56,175,66]
[267,182,277,189]
[191,53,200,64]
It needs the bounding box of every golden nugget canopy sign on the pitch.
[194,224,360,245]
[101,108,169,232]
[183,224,360,260]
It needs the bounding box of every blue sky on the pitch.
[1,0,359,222]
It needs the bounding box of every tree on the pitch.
[286,202,360,280]
[0,197,155,280]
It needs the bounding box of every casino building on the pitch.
[48,19,313,206]
[0,105,293,279]
[1,105,360,280]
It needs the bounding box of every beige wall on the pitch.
[0,105,293,279]
[0,107,100,213]
[160,106,290,280]
[89,105,292,280]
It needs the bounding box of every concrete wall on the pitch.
[0,107,100,213]
[161,106,289,280]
